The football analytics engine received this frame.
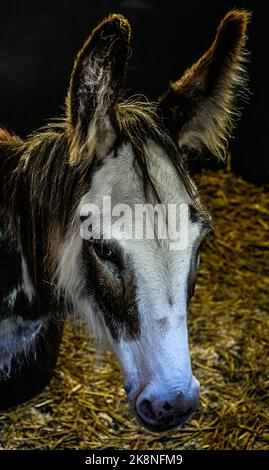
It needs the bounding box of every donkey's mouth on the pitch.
[125,378,199,432]
[135,405,195,433]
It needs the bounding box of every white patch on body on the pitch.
[0,246,37,373]
[0,316,42,373]
[3,286,22,309]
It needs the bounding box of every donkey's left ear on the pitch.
[67,14,131,161]
[158,10,250,159]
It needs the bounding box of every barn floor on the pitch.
[0,170,268,450]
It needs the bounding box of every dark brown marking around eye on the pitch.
[82,240,140,341]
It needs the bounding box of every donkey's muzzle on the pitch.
[135,378,200,432]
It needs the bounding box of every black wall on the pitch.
[0,0,268,184]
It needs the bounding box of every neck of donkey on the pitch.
[0,128,77,307]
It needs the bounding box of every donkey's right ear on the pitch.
[67,14,131,162]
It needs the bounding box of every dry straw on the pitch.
[0,169,268,450]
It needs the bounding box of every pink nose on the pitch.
[135,379,200,432]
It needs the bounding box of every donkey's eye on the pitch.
[90,241,117,264]
[93,243,111,259]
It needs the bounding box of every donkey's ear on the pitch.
[67,14,131,160]
[158,10,250,159]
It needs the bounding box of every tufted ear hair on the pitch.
[158,10,250,160]
[67,14,131,163]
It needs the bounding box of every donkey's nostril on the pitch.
[163,401,172,411]
[138,399,155,421]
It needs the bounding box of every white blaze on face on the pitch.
[115,215,201,399]
[77,140,204,397]
[116,249,190,391]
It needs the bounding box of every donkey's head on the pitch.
[57,12,249,431]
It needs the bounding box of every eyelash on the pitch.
[91,241,111,258]
[89,240,121,268]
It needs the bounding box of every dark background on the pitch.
[0,0,268,185]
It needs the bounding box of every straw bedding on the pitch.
[0,169,268,450]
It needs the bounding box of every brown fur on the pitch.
[159,10,250,159]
